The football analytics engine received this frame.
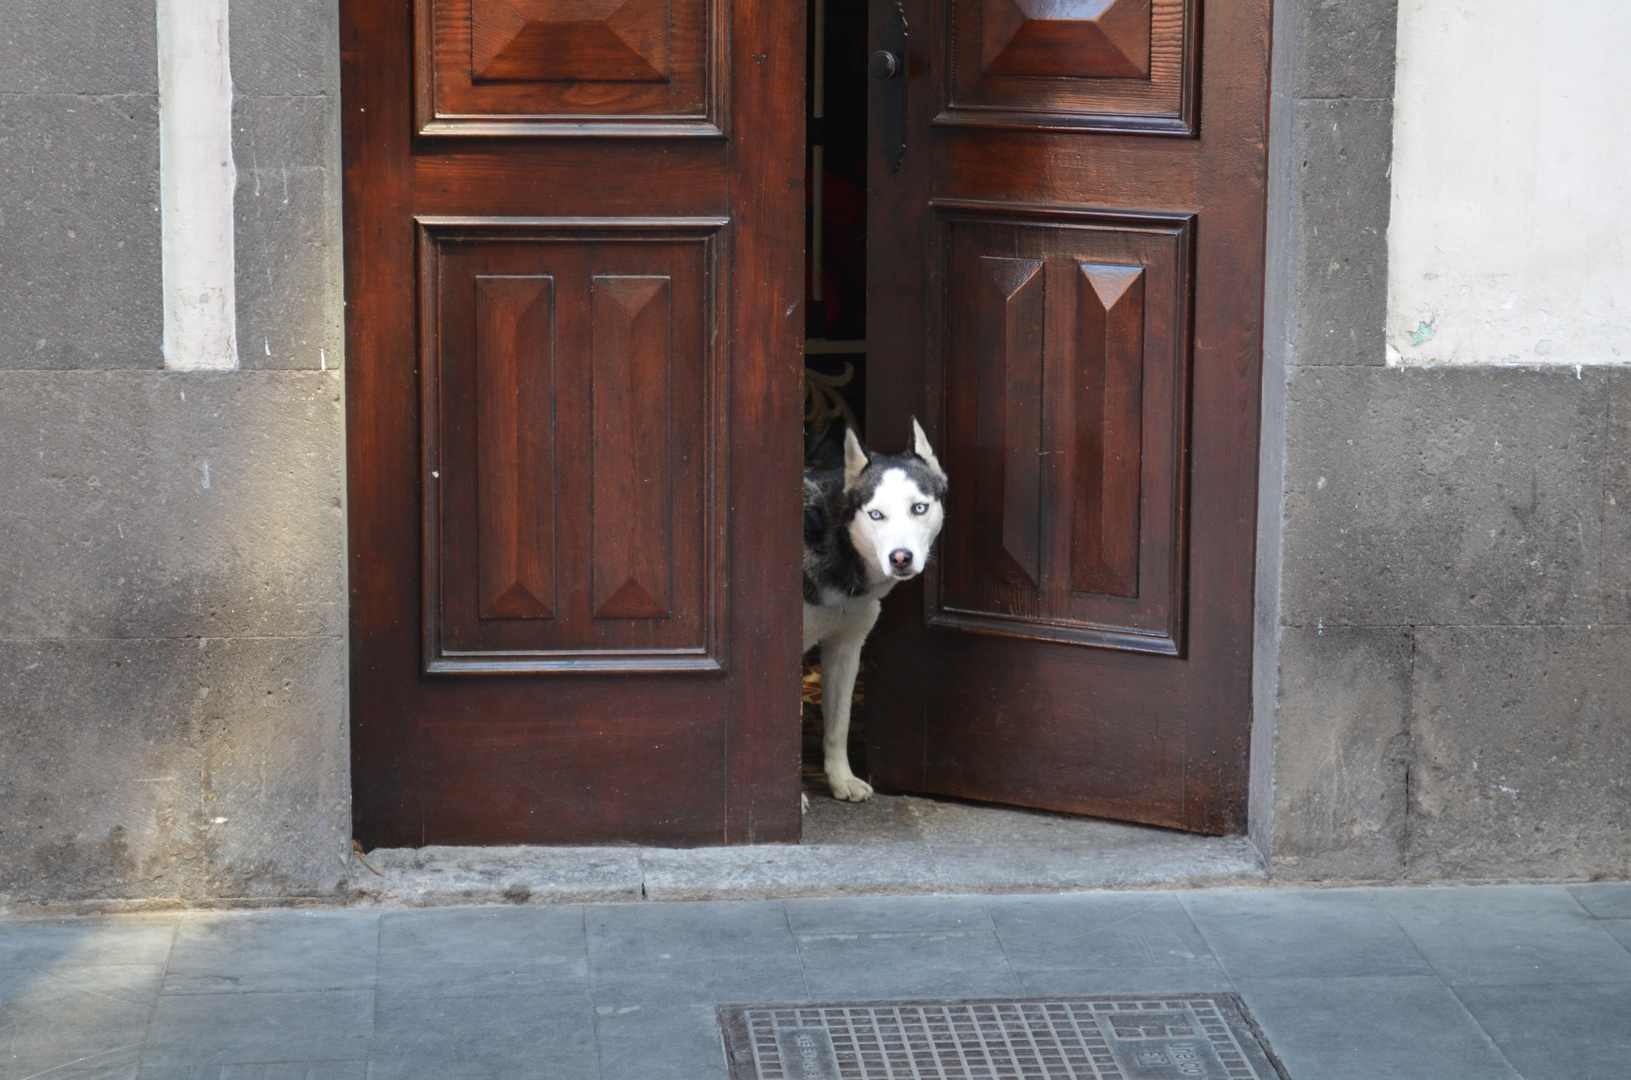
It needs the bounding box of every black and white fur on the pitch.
[803,418,948,803]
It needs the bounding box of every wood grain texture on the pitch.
[471,0,672,83]
[946,0,1193,135]
[591,275,674,620]
[420,224,720,674]
[932,207,1189,653]
[1072,261,1144,598]
[476,275,556,620]
[864,0,1270,835]
[345,0,801,846]
[418,0,723,135]
[982,0,1151,79]
[976,256,1044,588]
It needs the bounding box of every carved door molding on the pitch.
[343,0,803,846]
[865,0,1270,833]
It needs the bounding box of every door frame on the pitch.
[329,0,1317,845]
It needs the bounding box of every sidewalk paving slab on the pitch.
[2,882,1630,1078]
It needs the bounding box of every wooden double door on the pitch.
[343,0,1270,846]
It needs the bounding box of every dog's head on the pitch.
[843,418,948,582]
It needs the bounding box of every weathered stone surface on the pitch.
[202,636,348,897]
[1282,367,1608,627]
[0,95,161,368]
[0,371,344,639]
[230,0,337,97]
[1267,627,1412,881]
[234,97,341,372]
[1409,627,1631,881]
[0,0,158,94]
[1299,0,1398,100]
[0,636,348,905]
[1285,98,1393,366]
[1603,369,1631,623]
[347,847,646,907]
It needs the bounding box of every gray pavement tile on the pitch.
[164,912,379,995]
[143,990,373,1067]
[367,991,598,1080]
[589,955,810,1006]
[21,1064,140,1080]
[1570,882,1631,919]
[586,900,798,972]
[377,906,587,997]
[0,916,176,970]
[1234,975,1521,1080]
[1,963,165,1016]
[591,1001,729,1080]
[985,893,1230,992]
[784,895,991,935]
[1601,920,1631,952]
[1378,884,1631,986]
[0,991,149,1079]
[138,1065,368,1079]
[1013,966,1232,996]
[1455,981,1631,1080]
[794,928,1023,1000]
[1182,887,1434,979]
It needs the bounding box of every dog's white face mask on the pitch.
[844,420,948,582]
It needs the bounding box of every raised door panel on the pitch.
[420,219,726,673]
[943,0,1196,134]
[930,203,1191,654]
[418,0,724,135]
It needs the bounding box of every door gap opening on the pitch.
[802,0,871,806]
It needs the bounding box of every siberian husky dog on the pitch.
[802,418,947,804]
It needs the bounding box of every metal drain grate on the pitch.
[719,996,1289,1080]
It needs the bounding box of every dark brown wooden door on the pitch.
[863,0,1270,833]
[342,0,805,846]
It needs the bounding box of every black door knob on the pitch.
[869,50,900,80]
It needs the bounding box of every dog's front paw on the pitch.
[828,773,874,802]
[801,792,810,814]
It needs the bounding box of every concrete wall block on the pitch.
[1409,627,1631,881]
[0,371,345,639]
[0,0,158,94]
[201,636,349,898]
[0,94,161,369]
[1603,369,1631,623]
[234,97,341,371]
[230,0,337,97]
[1285,98,1393,366]
[0,636,347,904]
[1268,627,1412,881]
[1281,367,1608,627]
[1298,0,1398,101]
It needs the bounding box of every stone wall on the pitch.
[0,0,1624,905]
[1252,0,1631,881]
[0,1,348,905]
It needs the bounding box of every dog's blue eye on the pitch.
[868,510,884,521]
[913,503,927,514]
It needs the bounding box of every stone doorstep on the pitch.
[344,839,1266,908]
[344,796,1268,907]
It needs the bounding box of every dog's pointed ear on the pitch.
[910,417,945,478]
[843,427,869,491]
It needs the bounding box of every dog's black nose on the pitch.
[889,549,913,571]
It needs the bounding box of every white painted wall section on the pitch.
[1387,0,1631,365]
[158,0,237,370]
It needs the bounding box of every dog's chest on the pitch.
[802,590,887,651]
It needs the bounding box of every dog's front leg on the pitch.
[819,601,879,802]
